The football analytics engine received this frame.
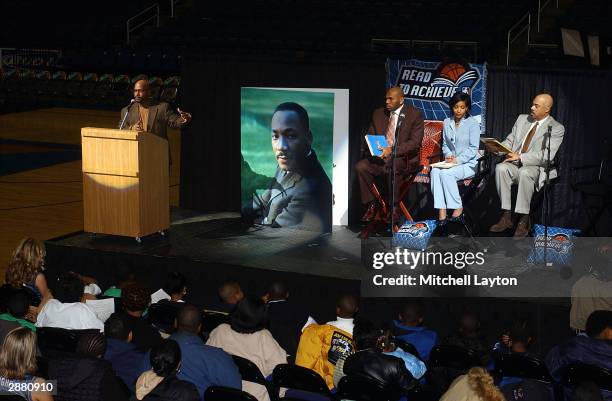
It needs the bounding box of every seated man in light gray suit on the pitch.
[252,102,332,232]
[488,93,564,239]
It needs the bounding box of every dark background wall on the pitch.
[180,58,612,231]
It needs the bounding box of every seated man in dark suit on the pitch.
[355,86,424,221]
[252,102,332,232]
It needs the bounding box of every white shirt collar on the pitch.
[532,115,549,127]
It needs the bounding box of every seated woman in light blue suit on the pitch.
[430,92,480,223]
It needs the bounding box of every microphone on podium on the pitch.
[119,99,136,130]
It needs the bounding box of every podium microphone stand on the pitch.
[389,112,405,236]
[542,125,553,266]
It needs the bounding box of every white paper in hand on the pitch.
[86,298,115,323]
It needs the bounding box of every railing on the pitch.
[506,0,559,65]
[506,12,531,65]
[126,3,160,45]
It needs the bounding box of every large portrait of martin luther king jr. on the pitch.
[250,102,332,232]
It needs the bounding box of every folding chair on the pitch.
[562,362,612,391]
[359,120,443,239]
[231,354,279,401]
[205,386,258,401]
[335,375,398,401]
[272,364,332,400]
[494,353,552,383]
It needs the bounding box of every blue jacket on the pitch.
[104,338,145,391]
[442,116,481,169]
[546,336,612,401]
[392,320,438,361]
[546,336,612,380]
[142,331,241,400]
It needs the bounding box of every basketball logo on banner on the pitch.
[386,59,488,182]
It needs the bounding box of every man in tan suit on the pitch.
[487,93,564,239]
[119,79,192,141]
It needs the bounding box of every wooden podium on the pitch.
[81,127,169,240]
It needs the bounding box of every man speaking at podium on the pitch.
[118,79,192,143]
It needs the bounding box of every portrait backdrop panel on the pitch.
[241,87,349,229]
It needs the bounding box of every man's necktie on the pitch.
[385,112,397,147]
[521,122,538,153]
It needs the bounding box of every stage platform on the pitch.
[47,208,363,279]
[44,208,364,319]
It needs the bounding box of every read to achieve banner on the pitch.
[386,59,488,182]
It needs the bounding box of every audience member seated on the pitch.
[445,311,490,366]
[104,314,146,391]
[147,272,188,334]
[295,294,358,389]
[109,281,161,351]
[36,272,104,331]
[546,310,612,385]
[5,237,51,315]
[570,244,612,332]
[439,367,505,401]
[207,295,287,401]
[263,281,310,361]
[0,327,53,401]
[142,304,242,399]
[493,318,537,359]
[0,289,37,341]
[337,319,416,398]
[334,320,425,388]
[324,294,359,335]
[202,280,245,336]
[382,325,426,380]
[205,280,245,315]
[102,266,137,298]
[133,339,199,401]
[150,271,188,304]
[48,331,129,401]
[391,301,438,361]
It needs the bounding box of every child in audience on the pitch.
[0,327,53,401]
[5,237,51,318]
[0,289,36,340]
[392,302,438,361]
[109,281,161,351]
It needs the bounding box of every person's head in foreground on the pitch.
[230,295,268,334]
[0,327,38,379]
[586,310,612,340]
